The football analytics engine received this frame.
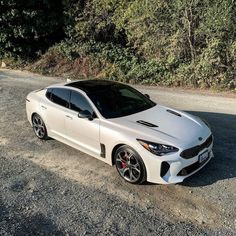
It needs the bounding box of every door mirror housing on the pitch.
[78,110,93,120]
[144,93,150,99]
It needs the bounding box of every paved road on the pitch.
[0,69,236,235]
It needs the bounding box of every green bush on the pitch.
[0,0,64,59]
[1,0,236,90]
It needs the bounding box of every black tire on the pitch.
[32,114,48,140]
[115,145,146,184]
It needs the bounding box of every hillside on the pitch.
[1,0,236,90]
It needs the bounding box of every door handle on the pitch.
[41,105,47,110]
[65,115,73,120]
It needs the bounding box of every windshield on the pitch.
[87,83,156,118]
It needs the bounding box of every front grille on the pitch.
[180,135,213,159]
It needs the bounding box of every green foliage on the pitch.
[1,0,236,90]
[0,0,64,59]
[59,0,236,89]
[51,39,168,84]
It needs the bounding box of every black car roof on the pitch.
[65,79,121,93]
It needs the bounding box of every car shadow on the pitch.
[181,111,236,187]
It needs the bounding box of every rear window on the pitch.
[50,88,70,108]
[46,88,52,100]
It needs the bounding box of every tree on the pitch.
[0,0,64,59]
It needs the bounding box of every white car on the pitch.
[26,80,213,184]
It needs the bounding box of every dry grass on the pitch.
[27,50,102,80]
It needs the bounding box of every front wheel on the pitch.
[32,114,48,140]
[115,145,146,184]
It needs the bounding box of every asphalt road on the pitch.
[0,69,236,235]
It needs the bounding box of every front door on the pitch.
[65,90,100,157]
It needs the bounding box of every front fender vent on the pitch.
[166,109,182,117]
[136,120,158,128]
[100,144,106,158]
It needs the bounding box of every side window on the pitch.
[46,88,52,100]
[70,91,93,114]
[51,88,70,108]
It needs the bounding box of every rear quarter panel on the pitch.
[26,89,46,126]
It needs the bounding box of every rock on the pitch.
[1,61,6,68]
[28,188,34,193]
[129,79,136,85]
[61,189,69,195]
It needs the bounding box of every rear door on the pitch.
[65,90,100,157]
[44,87,70,138]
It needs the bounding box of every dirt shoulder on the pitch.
[3,68,236,98]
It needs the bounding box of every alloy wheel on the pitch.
[32,114,46,139]
[115,150,141,183]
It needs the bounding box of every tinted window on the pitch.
[51,88,70,108]
[70,91,93,114]
[88,84,156,118]
[46,88,52,100]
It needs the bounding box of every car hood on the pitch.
[111,105,211,148]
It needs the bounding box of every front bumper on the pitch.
[143,143,214,184]
[163,150,213,184]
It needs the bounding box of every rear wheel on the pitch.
[115,145,146,184]
[32,114,48,140]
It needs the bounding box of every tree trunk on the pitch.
[185,5,195,63]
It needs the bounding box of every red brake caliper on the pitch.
[121,162,126,168]
[121,154,127,168]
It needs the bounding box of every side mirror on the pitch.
[144,94,150,99]
[78,110,93,120]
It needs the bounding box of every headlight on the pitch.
[137,139,179,156]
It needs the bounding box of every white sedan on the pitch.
[26,80,213,184]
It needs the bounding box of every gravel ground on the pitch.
[0,69,236,235]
